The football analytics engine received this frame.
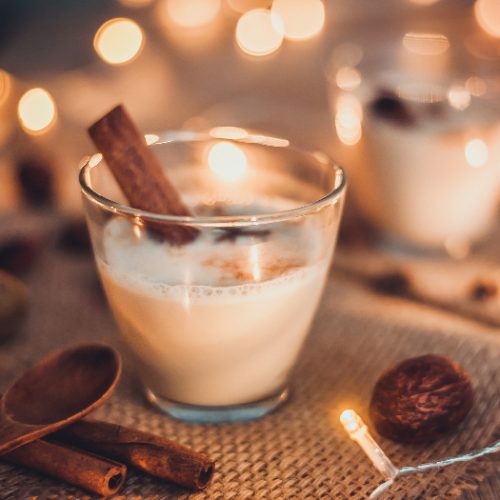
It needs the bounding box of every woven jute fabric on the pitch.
[0,217,499,499]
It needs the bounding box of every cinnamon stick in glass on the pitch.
[88,105,199,245]
[54,419,214,490]
[3,438,126,496]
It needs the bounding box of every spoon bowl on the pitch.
[0,343,121,455]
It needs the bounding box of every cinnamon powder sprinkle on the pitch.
[203,256,304,282]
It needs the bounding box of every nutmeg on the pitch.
[369,355,474,443]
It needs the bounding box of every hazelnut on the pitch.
[370,91,416,126]
[371,271,411,297]
[369,355,474,443]
[58,218,91,254]
[0,271,29,340]
[0,236,42,276]
[16,158,54,206]
[469,280,497,302]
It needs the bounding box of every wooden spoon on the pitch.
[0,343,121,455]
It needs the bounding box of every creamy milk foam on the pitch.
[98,203,330,406]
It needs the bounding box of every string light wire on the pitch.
[340,409,500,499]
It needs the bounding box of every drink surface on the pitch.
[98,198,331,406]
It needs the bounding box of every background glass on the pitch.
[326,14,500,255]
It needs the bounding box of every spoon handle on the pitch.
[0,415,40,455]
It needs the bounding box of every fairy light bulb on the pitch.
[340,408,500,499]
[208,141,248,182]
[18,87,57,134]
[340,410,399,480]
[94,18,144,65]
[271,0,325,41]
[235,9,284,57]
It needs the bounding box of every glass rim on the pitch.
[79,129,347,227]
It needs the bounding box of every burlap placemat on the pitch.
[0,217,498,499]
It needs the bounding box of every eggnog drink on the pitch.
[98,203,331,407]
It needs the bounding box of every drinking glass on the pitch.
[80,128,346,423]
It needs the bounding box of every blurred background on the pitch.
[1,0,497,215]
[1,0,500,325]
[1,3,500,497]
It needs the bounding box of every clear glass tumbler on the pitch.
[80,128,346,423]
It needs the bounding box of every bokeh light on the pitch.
[335,93,362,146]
[208,141,248,182]
[474,0,500,38]
[444,237,470,260]
[227,0,271,14]
[447,85,471,110]
[236,9,284,57]
[164,0,221,28]
[0,70,12,106]
[272,0,325,41]
[94,18,144,65]
[210,126,248,140]
[144,133,159,145]
[119,0,154,6]
[249,245,262,281]
[403,32,450,55]
[335,66,361,91]
[465,138,489,167]
[18,87,57,134]
[330,42,363,68]
[465,76,487,96]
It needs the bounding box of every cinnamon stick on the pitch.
[3,438,126,496]
[54,419,214,490]
[88,105,198,245]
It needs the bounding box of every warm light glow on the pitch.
[208,141,248,182]
[396,83,445,103]
[94,18,144,65]
[465,138,489,167]
[133,216,144,239]
[88,153,103,168]
[144,133,159,145]
[447,85,471,111]
[465,76,487,96]
[249,245,262,281]
[408,0,440,4]
[474,0,500,38]
[165,0,221,28]
[335,93,362,146]
[18,87,57,134]
[330,42,363,67]
[335,66,361,91]
[340,409,399,480]
[444,237,470,260]
[228,0,271,13]
[0,70,12,106]
[340,409,363,434]
[119,0,154,6]
[402,32,450,55]
[236,9,284,57]
[271,0,325,41]
[210,126,248,140]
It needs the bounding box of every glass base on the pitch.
[145,386,289,423]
